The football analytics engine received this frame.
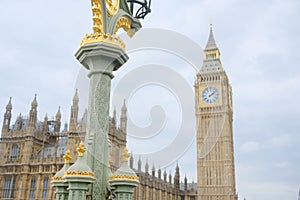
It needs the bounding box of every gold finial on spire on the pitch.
[210,17,213,28]
[122,147,131,162]
[76,141,86,157]
[63,150,72,164]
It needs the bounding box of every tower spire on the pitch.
[205,23,218,50]
[174,162,180,189]
[28,94,38,131]
[201,23,223,71]
[112,106,117,127]
[6,97,12,111]
[31,94,38,108]
[55,106,61,132]
[69,90,79,132]
[120,99,127,132]
[2,97,12,133]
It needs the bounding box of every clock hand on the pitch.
[209,90,216,97]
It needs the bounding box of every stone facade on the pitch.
[0,92,196,200]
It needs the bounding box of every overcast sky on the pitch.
[0,0,300,200]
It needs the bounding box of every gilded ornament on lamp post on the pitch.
[63,150,72,164]
[76,141,87,157]
[122,147,131,162]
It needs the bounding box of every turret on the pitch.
[168,172,172,185]
[69,90,79,132]
[28,94,38,132]
[120,100,127,132]
[2,97,12,133]
[184,175,188,192]
[43,114,48,133]
[163,170,167,183]
[145,160,149,174]
[174,163,180,189]
[55,107,61,132]
[112,107,117,128]
[158,168,162,180]
[137,157,142,172]
[129,153,134,169]
[152,164,156,177]
[16,113,22,131]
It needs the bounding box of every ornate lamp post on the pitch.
[74,1,150,199]
[127,0,151,19]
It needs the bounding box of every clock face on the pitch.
[202,87,220,104]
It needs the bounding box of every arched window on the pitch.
[29,177,36,199]
[11,145,19,160]
[3,176,11,198]
[42,178,49,199]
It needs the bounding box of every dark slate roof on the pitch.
[205,25,218,50]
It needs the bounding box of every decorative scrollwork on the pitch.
[91,0,104,33]
[109,174,139,181]
[114,17,132,34]
[64,170,95,177]
[51,176,63,181]
[105,0,120,16]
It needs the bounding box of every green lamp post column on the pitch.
[51,150,72,200]
[64,142,95,200]
[74,1,143,199]
[109,148,140,200]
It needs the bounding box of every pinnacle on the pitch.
[6,97,12,110]
[56,106,61,118]
[31,94,38,107]
[121,99,127,111]
[73,89,79,102]
[205,24,218,50]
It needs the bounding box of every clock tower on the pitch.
[195,24,238,200]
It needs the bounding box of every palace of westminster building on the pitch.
[0,26,238,200]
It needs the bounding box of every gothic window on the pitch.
[3,176,15,198]
[3,176,11,198]
[11,144,19,161]
[10,177,16,198]
[29,177,36,199]
[42,178,49,198]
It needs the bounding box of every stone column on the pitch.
[75,42,128,200]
